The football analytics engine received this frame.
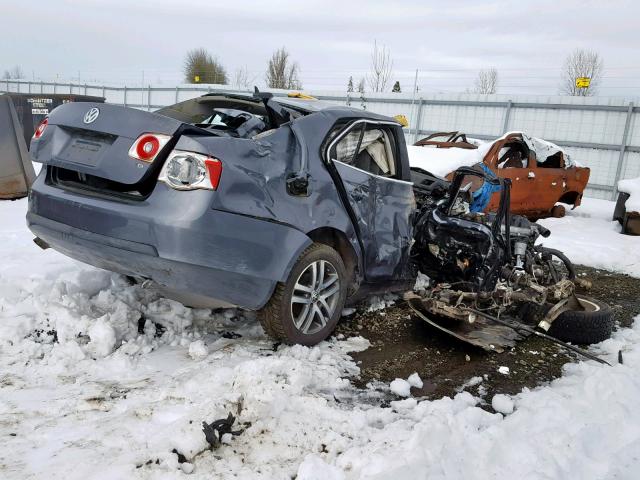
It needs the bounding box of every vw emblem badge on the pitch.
[83,107,100,124]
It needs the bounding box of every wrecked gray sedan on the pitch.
[27,92,415,345]
[27,91,612,351]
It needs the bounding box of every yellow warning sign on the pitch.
[194,75,201,83]
[576,77,591,88]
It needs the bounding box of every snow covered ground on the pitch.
[539,197,640,278]
[1,197,639,479]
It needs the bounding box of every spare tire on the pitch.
[548,295,614,345]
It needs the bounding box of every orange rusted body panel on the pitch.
[418,132,590,219]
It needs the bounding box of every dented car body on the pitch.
[414,131,590,219]
[28,93,415,343]
[27,94,610,348]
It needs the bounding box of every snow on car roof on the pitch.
[407,143,490,178]
[408,131,578,178]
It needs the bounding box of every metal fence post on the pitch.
[102,86,106,101]
[175,86,179,104]
[612,101,634,200]
[148,85,151,111]
[53,82,57,94]
[502,100,512,133]
[412,99,425,144]
[27,81,31,93]
[123,86,127,107]
[69,83,72,94]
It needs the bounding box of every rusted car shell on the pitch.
[414,131,477,150]
[415,132,590,219]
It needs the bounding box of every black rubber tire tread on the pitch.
[258,243,347,346]
[548,295,614,345]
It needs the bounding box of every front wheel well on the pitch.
[557,191,581,205]
[307,227,359,291]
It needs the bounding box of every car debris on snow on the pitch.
[202,413,245,451]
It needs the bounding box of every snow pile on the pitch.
[407,372,423,389]
[188,339,208,360]
[1,198,640,479]
[390,374,422,397]
[491,394,514,414]
[390,378,412,397]
[618,176,640,212]
[539,197,640,278]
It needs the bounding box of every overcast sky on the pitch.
[3,0,639,96]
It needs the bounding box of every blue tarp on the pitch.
[470,164,501,212]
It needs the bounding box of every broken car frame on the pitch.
[407,165,612,363]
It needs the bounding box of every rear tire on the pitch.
[548,295,614,345]
[258,243,348,346]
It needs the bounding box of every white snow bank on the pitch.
[1,198,639,479]
[298,319,640,479]
[538,197,640,278]
[618,177,640,213]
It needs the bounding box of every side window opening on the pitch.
[497,141,529,169]
[537,151,563,168]
[330,123,397,178]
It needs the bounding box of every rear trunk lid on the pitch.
[31,102,184,185]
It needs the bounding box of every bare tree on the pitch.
[473,68,498,94]
[358,78,367,109]
[346,76,354,106]
[560,48,603,96]
[265,47,302,90]
[183,48,228,84]
[232,66,256,90]
[347,76,354,93]
[2,65,24,80]
[367,41,394,93]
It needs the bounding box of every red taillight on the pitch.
[128,133,171,162]
[205,158,223,190]
[136,135,160,160]
[33,118,48,139]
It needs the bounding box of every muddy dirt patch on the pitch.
[336,266,640,404]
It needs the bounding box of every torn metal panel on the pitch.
[406,293,525,352]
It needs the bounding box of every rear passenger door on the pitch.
[326,120,414,281]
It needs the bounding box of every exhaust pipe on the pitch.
[33,237,50,250]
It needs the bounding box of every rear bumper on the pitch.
[27,175,312,309]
